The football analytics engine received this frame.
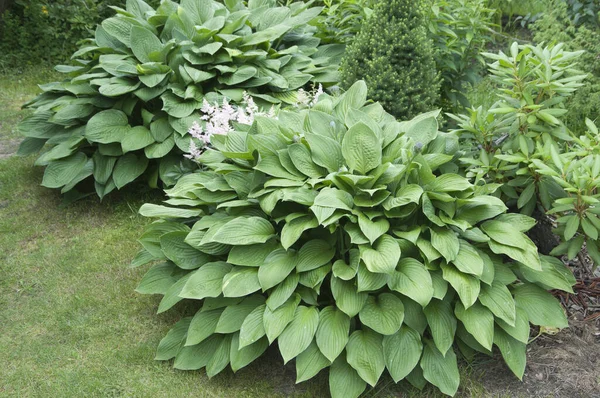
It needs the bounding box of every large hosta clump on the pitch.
[17,0,342,198]
[133,81,574,397]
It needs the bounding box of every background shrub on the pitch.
[532,0,600,131]
[133,81,573,398]
[17,0,342,200]
[339,0,440,120]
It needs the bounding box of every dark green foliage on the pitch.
[339,0,440,120]
[0,0,160,67]
[532,0,600,130]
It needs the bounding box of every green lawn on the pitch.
[0,68,508,397]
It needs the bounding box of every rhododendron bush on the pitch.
[132,81,573,397]
[17,0,342,199]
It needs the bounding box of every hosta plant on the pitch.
[17,0,342,199]
[133,81,573,397]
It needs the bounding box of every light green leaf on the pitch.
[112,153,148,189]
[258,249,297,291]
[211,217,275,245]
[281,215,318,250]
[430,227,459,263]
[455,302,494,351]
[179,262,232,300]
[161,231,210,270]
[329,354,367,398]
[185,308,222,346]
[316,306,350,362]
[359,293,404,335]
[360,235,400,274]
[155,317,191,360]
[346,328,385,387]
[494,326,526,380]
[453,239,484,277]
[215,296,264,334]
[423,299,456,356]
[305,133,344,173]
[420,341,459,396]
[263,293,301,343]
[358,216,389,245]
[222,266,261,297]
[230,333,268,372]
[278,306,319,364]
[383,326,423,382]
[85,109,129,144]
[341,122,382,174]
[42,153,88,188]
[388,258,434,307]
[239,304,266,348]
[296,340,331,383]
[479,282,516,326]
[441,262,480,309]
[136,262,177,295]
[513,284,568,328]
[296,240,335,272]
[331,277,368,317]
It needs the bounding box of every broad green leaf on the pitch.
[278,306,320,364]
[479,282,516,326]
[139,204,202,218]
[136,262,177,294]
[441,262,480,309]
[258,249,297,291]
[266,273,299,310]
[85,109,129,144]
[206,334,233,378]
[239,304,266,348]
[513,284,568,328]
[360,235,401,274]
[112,153,149,189]
[341,122,381,174]
[329,354,367,398]
[296,240,335,272]
[222,266,261,297]
[179,262,232,300]
[161,231,210,269]
[496,307,529,344]
[305,133,344,173]
[383,326,423,382]
[358,216,389,245]
[186,308,222,346]
[400,110,440,146]
[316,306,350,362]
[288,143,327,178]
[455,302,494,350]
[313,187,354,211]
[426,174,471,193]
[155,317,191,360]
[494,326,526,380]
[215,295,264,334]
[227,240,280,267]
[430,227,459,263]
[230,333,268,372]
[388,258,434,307]
[346,328,385,387]
[130,26,163,63]
[330,277,368,317]
[420,341,459,396]
[263,293,301,343]
[121,126,154,152]
[423,299,456,355]
[158,273,191,313]
[516,256,575,293]
[281,215,318,249]
[211,217,275,245]
[359,293,404,335]
[453,239,484,277]
[296,340,331,383]
[42,153,88,188]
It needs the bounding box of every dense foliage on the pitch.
[427,0,496,111]
[309,0,375,45]
[133,81,573,397]
[451,42,600,267]
[17,0,342,199]
[339,0,440,120]
[532,0,600,131]
[0,0,160,67]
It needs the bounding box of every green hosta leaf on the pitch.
[346,328,385,387]
[359,293,404,335]
[479,282,516,326]
[430,227,459,263]
[179,262,232,300]
[388,258,434,307]
[358,216,389,245]
[130,26,163,63]
[230,333,268,372]
[136,262,177,295]
[516,256,575,293]
[206,334,233,378]
[313,187,354,211]
[494,326,526,380]
[42,153,88,188]
[513,284,568,328]
[215,296,265,334]
[331,277,368,317]
[316,306,350,362]
[239,304,266,348]
[288,143,327,178]
[441,262,480,309]
[329,354,367,398]
[454,302,494,351]
[174,334,220,370]
[227,240,280,267]
[453,240,484,277]
[305,133,344,173]
[258,249,297,291]
[155,317,191,360]
[139,204,202,219]
[211,217,275,245]
[402,297,428,335]
[278,306,319,364]
[263,293,301,343]
[383,326,423,383]
[85,110,129,144]
[222,266,261,297]
[341,122,382,174]
[496,307,530,344]
[296,340,331,383]
[482,221,541,270]
[161,231,210,270]
[266,273,299,310]
[360,235,400,274]
[426,173,471,193]
[296,240,335,272]
[357,263,389,292]
[281,215,318,250]
[400,110,440,146]
[423,299,456,356]
[420,341,460,396]
[121,126,154,152]
[112,153,149,189]
[332,249,359,281]
[185,308,222,346]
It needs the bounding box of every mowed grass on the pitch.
[0,68,500,397]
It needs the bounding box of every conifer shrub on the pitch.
[339,0,440,120]
[16,0,342,199]
[132,81,573,397]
